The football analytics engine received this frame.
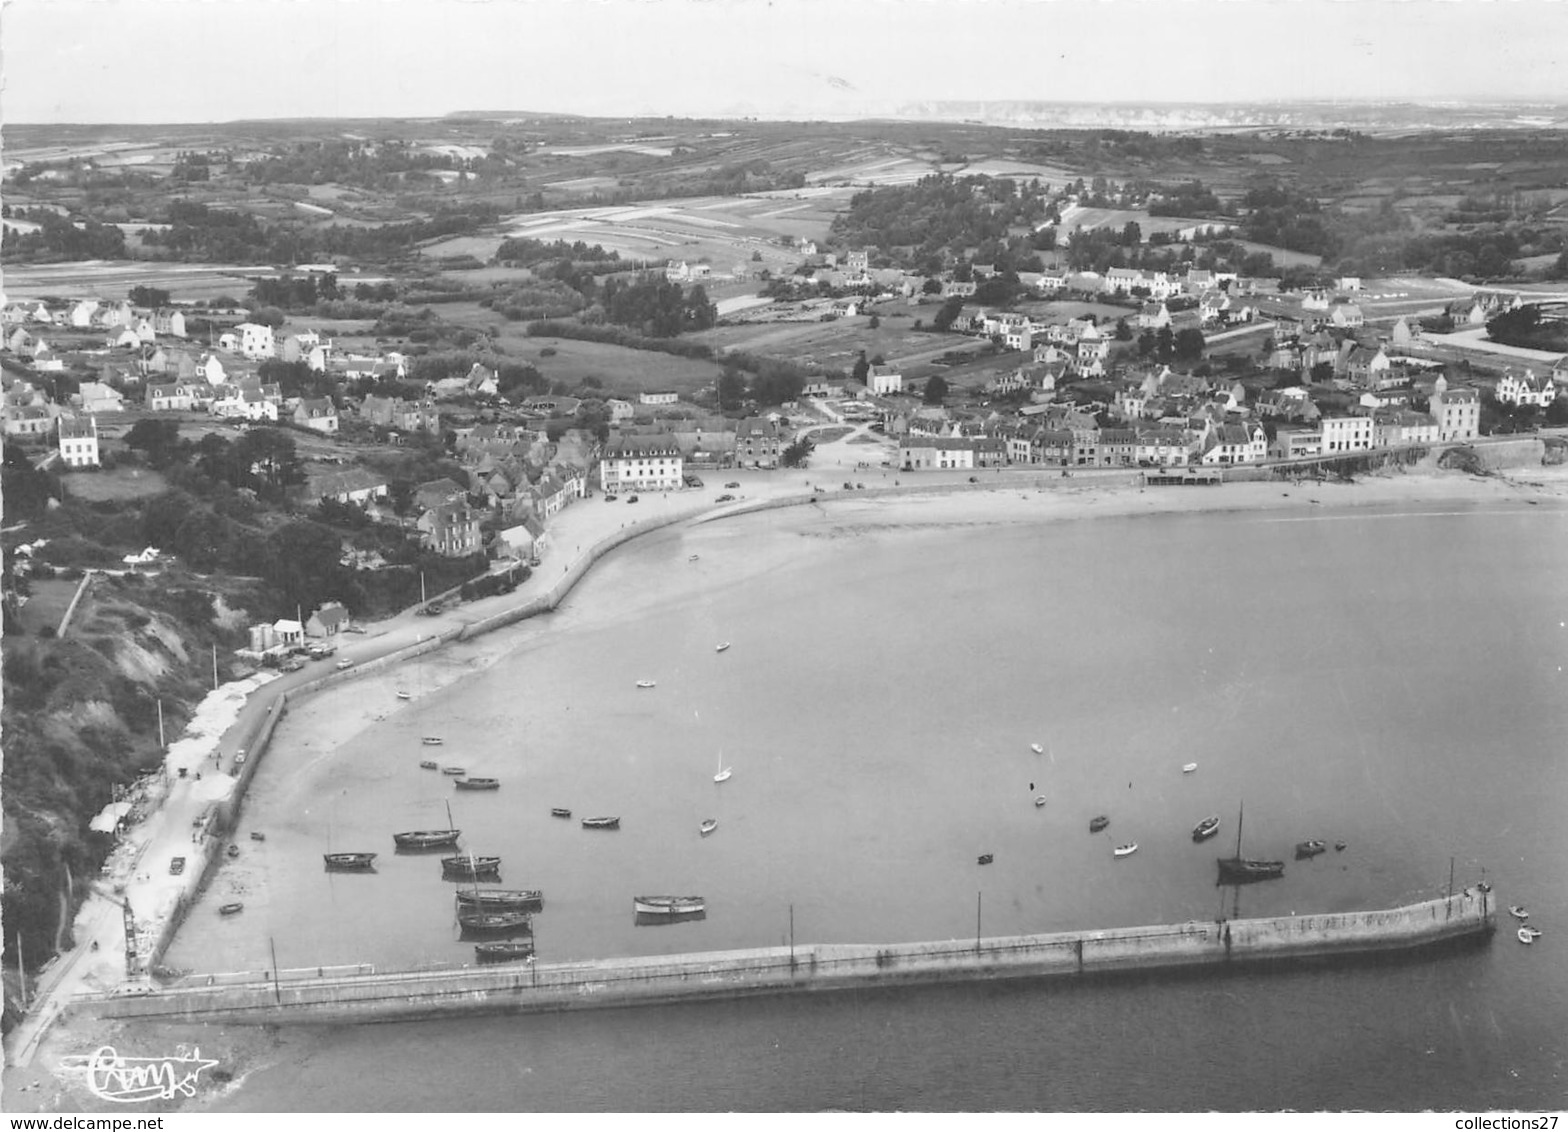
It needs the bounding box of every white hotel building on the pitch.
[599,436,685,494]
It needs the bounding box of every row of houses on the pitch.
[3,300,188,338]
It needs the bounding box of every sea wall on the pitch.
[77,891,1494,1026]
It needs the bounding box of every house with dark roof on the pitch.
[294,397,339,433]
[417,502,482,557]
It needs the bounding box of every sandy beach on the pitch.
[10,452,1568,1110]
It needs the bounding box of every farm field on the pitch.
[496,335,724,399]
[4,261,265,302]
[692,311,965,372]
[423,193,848,274]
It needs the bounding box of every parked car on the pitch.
[604,494,618,502]
[626,494,639,503]
[715,494,736,503]
[280,658,305,672]
[335,658,353,670]
[684,475,704,488]
[169,857,186,876]
[725,481,741,489]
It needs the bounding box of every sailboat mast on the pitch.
[1234,802,1244,857]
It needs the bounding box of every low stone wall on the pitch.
[80,892,1493,1025]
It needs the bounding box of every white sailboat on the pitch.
[713,751,732,783]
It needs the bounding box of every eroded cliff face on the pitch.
[2,573,251,1004]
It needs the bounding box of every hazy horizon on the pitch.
[4,0,1567,126]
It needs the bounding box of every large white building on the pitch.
[58,416,100,468]
[1429,377,1480,441]
[234,322,277,361]
[599,436,685,493]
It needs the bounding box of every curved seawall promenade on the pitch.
[78,891,1494,1026]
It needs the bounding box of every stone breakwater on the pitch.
[77,891,1494,1026]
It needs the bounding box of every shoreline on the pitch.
[8,458,1567,1108]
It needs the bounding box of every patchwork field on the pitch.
[4,262,265,302]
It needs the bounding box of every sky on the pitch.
[2,0,1567,124]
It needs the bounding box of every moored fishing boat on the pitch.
[1295,839,1328,859]
[1191,815,1221,842]
[977,853,993,865]
[1182,762,1198,774]
[1216,803,1285,884]
[419,760,439,770]
[715,642,730,652]
[1113,843,1139,858]
[441,766,466,776]
[1509,905,1530,920]
[581,816,620,830]
[550,807,572,819]
[456,888,543,912]
[455,777,500,791]
[1030,742,1044,754]
[396,691,411,701]
[441,855,501,877]
[1089,815,1110,833]
[421,737,444,746]
[635,680,656,689]
[1034,795,1047,808]
[323,852,377,871]
[457,908,533,937]
[699,818,718,836]
[219,902,244,916]
[633,895,705,917]
[394,829,461,850]
[475,940,535,964]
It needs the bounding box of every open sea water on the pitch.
[164,497,1566,1111]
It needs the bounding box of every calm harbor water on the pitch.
[166,496,1566,1110]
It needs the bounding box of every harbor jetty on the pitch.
[76,890,1493,1026]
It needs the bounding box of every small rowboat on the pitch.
[977,853,993,865]
[700,819,718,836]
[457,889,543,912]
[1030,743,1044,754]
[689,555,700,562]
[581,816,620,830]
[1113,843,1139,858]
[715,642,730,653]
[1518,927,1543,944]
[1034,795,1047,808]
[324,852,377,871]
[635,680,656,689]
[219,902,244,916]
[396,691,412,701]
[475,941,535,964]
[419,760,439,770]
[550,807,572,819]
[442,766,466,776]
[634,895,705,917]
[1182,763,1198,774]
[227,844,240,858]
[249,831,266,842]
[1510,905,1530,920]
[441,855,501,877]
[455,777,500,791]
[1295,840,1328,860]
[1089,815,1109,833]
[422,737,444,746]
